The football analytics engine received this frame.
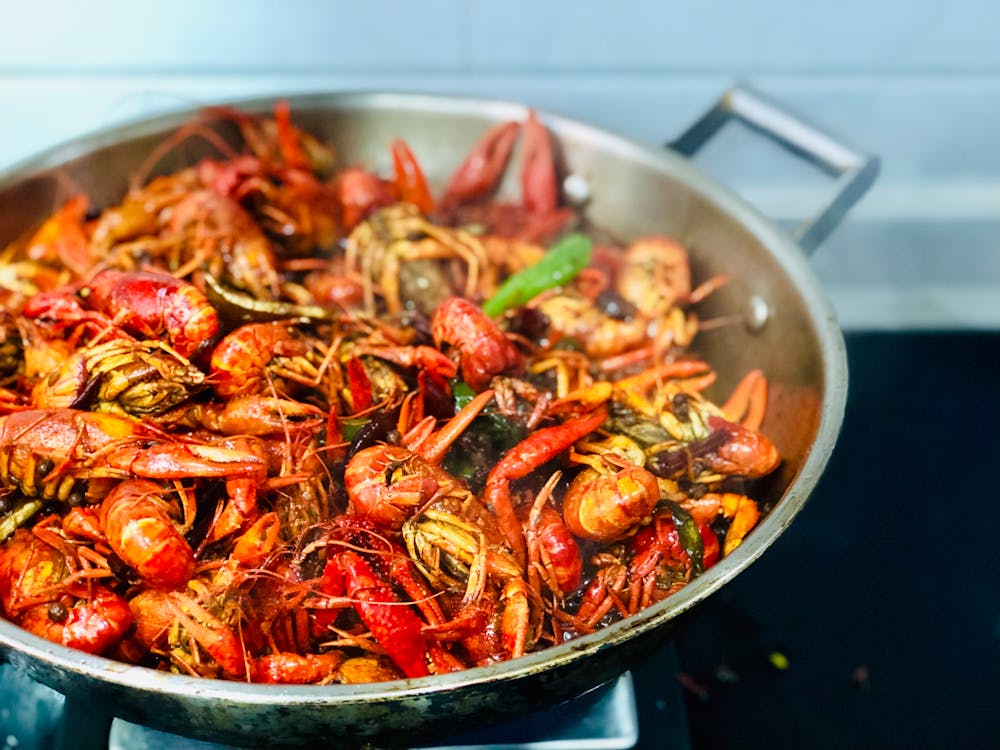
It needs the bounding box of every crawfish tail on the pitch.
[101,479,195,590]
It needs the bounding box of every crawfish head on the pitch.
[647,429,729,478]
[345,446,446,531]
[432,297,523,392]
[402,501,518,596]
[704,416,781,478]
[33,339,206,417]
[649,416,780,480]
[79,269,220,359]
[0,409,266,503]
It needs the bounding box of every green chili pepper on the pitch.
[0,499,42,543]
[204,273,332,325]
[667,501,705,576]
[451,380,477,410]
[337,416,369,443]
[481,233,592,317]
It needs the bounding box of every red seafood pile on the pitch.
[0,103,779,684]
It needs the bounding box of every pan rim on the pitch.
[0,89,847,709]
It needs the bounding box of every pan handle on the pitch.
[668,83,879,254]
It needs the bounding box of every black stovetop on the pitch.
[631,332,1000,750]
[3,333,998,750]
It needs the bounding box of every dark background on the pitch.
[632,332,1000,750]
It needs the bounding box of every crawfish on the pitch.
[31,338,206,416]
[402,493,523,603]
[319,516,463,678]
[482,406,607,567]
[440,121,520,210]
[439,111,574,243]
[188,430,327,544]
[346,204,488,314]
[255,651,344,685]
[349,342,458,383]
[209,322,313,398]
[616,236,692,316]
[323,549,432,678]
[530,236,704,364]
[533,507,582,594]
[702,415,780,479]
[390,139,436,215]
[166,589,253,679]
[127,515,294,680]
[242,431,330,541]
[425,578,540,665]
[15,318,89,384]
[89,171,198,257]
[234,167,341,255]
[562,435,661,543]
[332,137,437,233]
[0,259,69,316]
[648,415,780,482]
[197,129,339,255]
[167,189,282,300]
[22,194,96,278]
[0,408,264,503]
[432,296,523,392]
[203,101,334,175]
[0,527,67,618]
[574,507,705,629]
[345,389,495,531]
[19,584,133,656]
[99,479,195,590]
[533,289,653,360]
[299,254,365,310]
[28,268,220,360]
[165,395,325,437]
[332,137,435,234]
[522,474,583,596]
[334,168,396,233]
[0,527,134,655]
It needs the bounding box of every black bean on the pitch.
[596,289,637,320]
[66,489,87,508]
[48,601,68,623]
[107,553,134,584]
[420,371,456,421]
[507,306,550,341]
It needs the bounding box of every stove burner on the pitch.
[0,662,638,749]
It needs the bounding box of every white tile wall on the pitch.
[1,1,998,329]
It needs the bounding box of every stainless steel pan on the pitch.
[0,86,877,747]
